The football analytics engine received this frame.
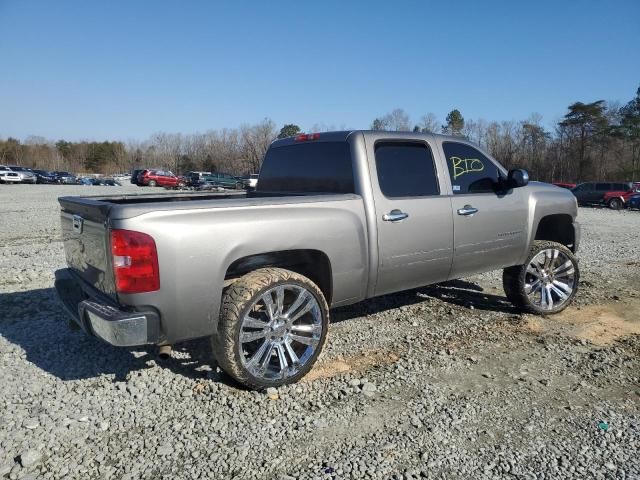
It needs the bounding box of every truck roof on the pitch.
[271,130,473,148]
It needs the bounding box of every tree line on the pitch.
[0,119,280,176]
[1,85,638,182]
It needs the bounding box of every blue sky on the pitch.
[1,0,639,141]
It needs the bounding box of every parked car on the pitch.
[52,171,77,184]
[571,182,634,206]
[603,184,640,209]
[78,177,97,185]
[79,177,121,186]
[32,169,58,184]
[55,130,580,390]
[628,193,640,210]
[241,173,259,190]
[137,169,185,188]
[0,171,23,183]
[0,165,19,184]
[130,169,145,185]
[0,165,37,183]
[200,172,243,189]
[100,178,122,186]
[3,165,37,183]
[183,171,212,187]
[552,182,576,190]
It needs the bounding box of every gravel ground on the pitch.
[1,184,639,480]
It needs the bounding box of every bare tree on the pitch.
[417,113,439,133]
[371,108,411,131]
[240,118,276,173]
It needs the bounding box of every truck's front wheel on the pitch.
[212,268,329,390]
[503,240,579,315]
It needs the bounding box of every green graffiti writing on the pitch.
[450,156,484,179]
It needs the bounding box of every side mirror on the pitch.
[507,169,529,188]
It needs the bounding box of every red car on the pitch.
[603,183,640,209]
[137,169,184,188]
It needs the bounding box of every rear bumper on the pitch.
[55,268,161,347]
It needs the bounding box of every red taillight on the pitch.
[110,229,160,294]
[294,133,320,141]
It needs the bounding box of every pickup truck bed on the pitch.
[57,190,368,346]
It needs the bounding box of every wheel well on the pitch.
[535,214,575,251]
[225,250,333,304]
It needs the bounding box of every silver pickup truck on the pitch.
[55,131,580,389]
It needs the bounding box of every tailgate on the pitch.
[59,196,117,298]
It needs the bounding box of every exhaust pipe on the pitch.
[158,345,172,359]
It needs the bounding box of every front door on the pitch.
[367,138,454,296]
[438,141,529,279]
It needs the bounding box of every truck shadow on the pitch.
[0,287,221,383]
[0,280,515,382]
[332,279,517,322]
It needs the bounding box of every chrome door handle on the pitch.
[382,209,409,222]
[457,205,478,216]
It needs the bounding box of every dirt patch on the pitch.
[304,349,400,382]
[522,300,640,345]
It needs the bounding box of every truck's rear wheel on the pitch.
[148,180,157,187]
[503,240,579,315]
[212,268,329,390]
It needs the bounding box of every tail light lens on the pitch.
[110,229,160,294]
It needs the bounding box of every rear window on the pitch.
[257,142,354,193]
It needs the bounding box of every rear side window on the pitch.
[257,142,354,193]
[596,183,611,191]
[443,142,502,194]
[374,142,439,197]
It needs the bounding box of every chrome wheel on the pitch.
[525,248,576,311]
[239,284,323,380]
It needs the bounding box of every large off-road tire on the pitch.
[212,268,329,390]
[503,240,579,315]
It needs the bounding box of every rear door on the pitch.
[366,137,454,296]
[438,140,528,278]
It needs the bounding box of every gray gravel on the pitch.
[1,184,639,479]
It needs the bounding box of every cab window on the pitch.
[374,142,439,197]
[442,142,502,194]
